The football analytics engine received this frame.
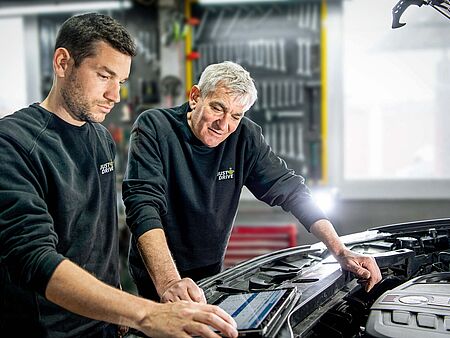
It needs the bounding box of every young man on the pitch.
[0,14,237,338]
[123,61,382,304]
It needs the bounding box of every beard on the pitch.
[60,70,94,122]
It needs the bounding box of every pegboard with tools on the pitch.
[191,1,323,182]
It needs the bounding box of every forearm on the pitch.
[46,259,237,337]
[137,228,181,296]
[309,219,347,256]
[46,259,157,331]
[310,219,382,291]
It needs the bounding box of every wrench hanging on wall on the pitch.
[297,123,305,162]
[291,81,297,107]
[225,9,241,36]
[297,80,304,105]
[279,123,287,157]
[279,39,286,72]
[264,124,271,146]
[210,9,225,38]
[311,3,320,31]
[283,81,290,108]
[195,9,209,41]
[296,38,304,75]
[271,40,278,71]
[304,39,312,76]
[288,123,297,159]
[261,81,269,110]
[271,123,278,154]
[277,81,284,108]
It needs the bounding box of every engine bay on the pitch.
[199,218,450,337]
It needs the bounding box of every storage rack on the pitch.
[189,1,324,182]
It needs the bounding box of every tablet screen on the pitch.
[215,289,287,330]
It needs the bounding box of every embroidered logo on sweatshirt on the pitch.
[217,167,235,181]
[99,161,114,175]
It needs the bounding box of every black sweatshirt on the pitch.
[0,104,119,337]
[123,102,326,276]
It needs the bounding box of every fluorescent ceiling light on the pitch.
[198,0,290,4]
[0,1,132,18]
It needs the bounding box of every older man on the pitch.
[123,61,382,304]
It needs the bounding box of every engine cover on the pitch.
[366,272,450,337]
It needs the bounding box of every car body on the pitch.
[199,218,450,337]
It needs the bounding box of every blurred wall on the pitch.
[1,0,449,249]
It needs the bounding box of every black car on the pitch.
[199,218,450,337]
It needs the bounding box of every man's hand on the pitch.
[161,277,206,303]
[45,260,236,338]
[142,301,238,338]
[137,230,208,303]
[309,219,382,292]
[334,248,382,292]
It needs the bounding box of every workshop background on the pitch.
[0,0,449,291]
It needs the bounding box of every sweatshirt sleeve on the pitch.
[244,127,327,231]
[0,135,65,295]
[122,115,168,239]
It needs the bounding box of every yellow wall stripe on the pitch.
[185,0,194,97]
[320,0,328,184]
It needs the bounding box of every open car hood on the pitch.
[199,218,450,337]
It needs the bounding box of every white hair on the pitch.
[198,61,257,112]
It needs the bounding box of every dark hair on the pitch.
[55,13,136,66]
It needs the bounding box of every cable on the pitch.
[285,301,306,338]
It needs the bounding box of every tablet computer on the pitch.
[212,287,299,337]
